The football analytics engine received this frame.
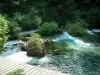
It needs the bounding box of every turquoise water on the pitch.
[28,32,100,75]
[28,52,100,75]
[1,30,100,75]
[0,47,20,57]
[0,40,21,57]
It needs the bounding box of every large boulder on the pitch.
[27,33,45,57]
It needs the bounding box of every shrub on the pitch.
[19,34,31,41]
[52,42,68,55]
[66,19,88,36]
[39,21,59,36]
[6,69,24,75]
[52,42,75,55]
[8,21,21,40]
[0,15,9,52]
[44,40,74,55]
[27,33,45,57]
[44,39,55,53]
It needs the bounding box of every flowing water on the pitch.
[28,31,100,75]
[0,40,21,57]
[1,30,100,75]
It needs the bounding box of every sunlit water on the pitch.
[0,40,21,57]
[52,32,95,50]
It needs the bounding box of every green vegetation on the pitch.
[0,1,100,75]
[0,0,100,55]
[27,33,45,57]
[0,15,9,52]
[66,19,88,36]
[45,40,74,55]
[0,0,99,30]
[6,69,24,75]
[39,21,59,36]
[8,21,21,40]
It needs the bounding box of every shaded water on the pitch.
[28,32,100,75]
[28,52,100,75]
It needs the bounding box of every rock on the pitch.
[27,39,45,57]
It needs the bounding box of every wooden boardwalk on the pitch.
[0,58,68,75]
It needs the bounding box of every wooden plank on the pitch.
[34,68,46,75]
[21,64,38,74]
[0,59,68,75]
[40,69,52,75]
[25,67,40,75]
[0,63,24,75]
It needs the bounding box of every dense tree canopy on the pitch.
[0,0,99,29]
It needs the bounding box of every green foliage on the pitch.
[86,8,100,28]
[52,42,68,55]
[44,40,55,53]
[0,0,100,29]
[47,42,74,55]
[8,21,21,40]
[0,15,9,52]
[66,19,88,36]
[27,33,45,57]
[39,21,59,36]
[13,9,42,30]
[44,41,74,55]
[6,69,24,75]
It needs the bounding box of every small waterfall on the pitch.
[52,32,94,49]
[52,32,77,42]
[86,29,95,35]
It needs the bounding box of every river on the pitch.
[1,29,100,75]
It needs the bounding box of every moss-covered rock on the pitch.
[27,33,45,57]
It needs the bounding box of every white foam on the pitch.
[38,56,50,64]
[86,29,95,35]
[92,29,100,32]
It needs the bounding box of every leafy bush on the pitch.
[52,42,68,55]
[44,39,55,53]
[27,33,45,57]
[46,42,74,55]
[6,69,24,75]
[39,21,59,36]
[8,21,21,40]
[66,19,88,36]
[0,15,9,52]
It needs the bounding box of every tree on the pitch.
[8,21,21,40]
[0,15,9,52]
